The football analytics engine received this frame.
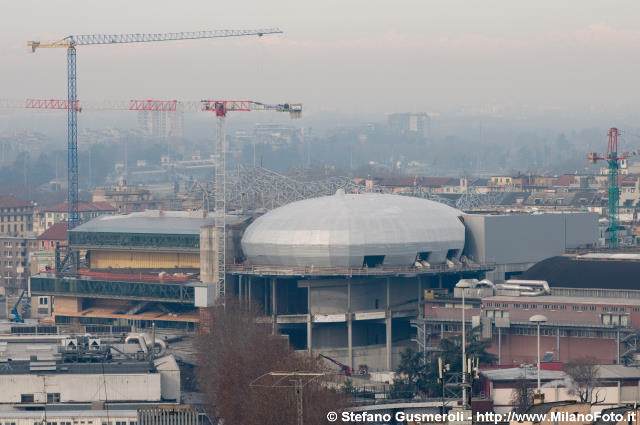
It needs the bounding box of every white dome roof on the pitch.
[241,192,465,268]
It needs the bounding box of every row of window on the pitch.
[485,302,639,312]
[1,207,30,213]
[0,224,27,233]
[509,327,619,338]
[13,421,138,425]
[21,393,60,403]
[1,215,31,222]
[3,251,27,257]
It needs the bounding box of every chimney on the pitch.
[533,393,545,405]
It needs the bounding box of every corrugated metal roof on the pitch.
[70,210,248,235]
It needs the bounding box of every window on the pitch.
[47,393,60,403]
[21,394,34,403]
[603,307,609,312]
[551,305,559,310]
[502,303,508,308]
[362,255,384,267]
[612,307,619,312]
[531,304,537,309]
[559,305,567,310]
[633,308,640,313]
[522,304,528,309]
[543,305,549,309]
[514,304,520,308]
[590,306,597,311]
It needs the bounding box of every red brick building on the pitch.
[423,292,640,366]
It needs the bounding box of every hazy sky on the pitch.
[2,0,640,117]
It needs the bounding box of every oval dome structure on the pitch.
[241,192,465,268]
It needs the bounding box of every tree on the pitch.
[196,300,347,425]
[391,347,431,398]
[510,375,534,413]
[565,356,604,404]
[391,326,497,399]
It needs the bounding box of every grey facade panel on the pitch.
[463,212,599,265]
[241,193,466,268]
[564,212,599,248]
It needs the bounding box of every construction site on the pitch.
[4,5,640,424]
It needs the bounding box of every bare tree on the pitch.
[564,356,604,404]
[510,375,534,413]
[196,300,347,425]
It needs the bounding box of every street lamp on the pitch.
[529,314,548,394]
[455,280,472,407]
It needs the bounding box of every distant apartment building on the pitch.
[0,235,36,290]
[137,109,183,138]
[37,201,116,231]
[0,196,34,237]
[93,182,166,213]
[388,112,430,137]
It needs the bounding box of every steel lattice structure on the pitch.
[188,166,504,212]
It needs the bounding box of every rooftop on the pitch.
[481,364,640,382]
[483,294,640,306]
[38,222,68,241]
[522,255,640,289]
[70,210,248,236]
[42,201,116,213]
[0,360,154,375]
[0,195,31,209]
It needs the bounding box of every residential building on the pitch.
[37,221,67,251]
[0,196,34,237]
[0,236,36,291]
[38,201,115,231]
[93,182,167,213]
[388,113,430,137]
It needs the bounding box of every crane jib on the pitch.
[65,28,283,46]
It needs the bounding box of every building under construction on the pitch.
[28,193,597,370]
[29,211,248,330]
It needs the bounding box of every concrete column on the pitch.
[386,277,392,370]
[307,320,312,353]
[238,275,243,301]
[438,274,443,289]
[264,278,268,313]
[347,278,352,369]
[617,380,621,406]
[307,285,312,353]
[417,276,423,318]
[248,277,252,311]
[271,277,277,335]
[498,327,502,365]
[557,328,561,361]
[617,329,621,364]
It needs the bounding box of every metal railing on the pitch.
[227,262,495,277]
